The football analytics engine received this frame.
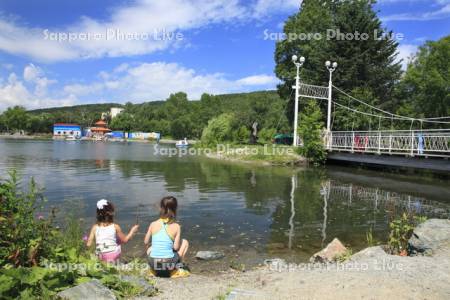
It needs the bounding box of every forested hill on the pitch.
[29,103,123,115]
[107,90,287,139]
[28,90,280,115]
[2,90,288,138]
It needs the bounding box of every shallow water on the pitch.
[1,139,449,272]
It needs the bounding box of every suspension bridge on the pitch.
[290,56,450,171]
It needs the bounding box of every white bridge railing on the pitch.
[326,129,450,158]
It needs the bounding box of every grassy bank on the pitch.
[202,144,306,166]
[0,171,156,299]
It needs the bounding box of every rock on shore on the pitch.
[195,251,225,260]
[152,219,450,300]
[57,279,116,300]
[309,238,347,263]
[408,218,450,255]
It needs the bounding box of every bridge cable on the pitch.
[331,97,450,125]
[275,89,294,131]
[332,85,450,124]
[330,101,450,126]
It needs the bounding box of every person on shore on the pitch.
[86,199,139,263]
[144,196,189,277]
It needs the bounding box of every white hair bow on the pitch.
[97,199,108,210]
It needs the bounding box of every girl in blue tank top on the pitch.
[144,196,189,276]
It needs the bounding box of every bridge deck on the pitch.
[327,130,450,158]
[327,152,450,173]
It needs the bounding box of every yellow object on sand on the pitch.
[170,268,191,278]
[147,268,190,278]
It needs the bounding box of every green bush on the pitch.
[200,113,236,147]
[0,171,153,299]
[233,126,249,144]
[258,128,277,144]
[388,213,427,255]
[297,100,326,165]
[0,170,61,267]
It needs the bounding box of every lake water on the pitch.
[1,139,449,272]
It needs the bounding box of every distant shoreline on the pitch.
[0,135,304,167]
[0,134,52,140]
[0,134,197,145]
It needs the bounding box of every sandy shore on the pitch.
[152,245,450,299]
[152,219,450,300]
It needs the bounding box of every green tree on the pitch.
[2,90,289,140]
[2,106,29,133]
[258,128,277,144]
[170,116,195,139]
[26,114,53,134]
[396,35,450,119]
[199,93,222,125]
[298,100,326,164]
[275,0,334,123]
[109,112,135,131]
[200,113,236,147]
[275,0,402,129]
[0,113,6,132]
[233,125,249,144]
[331,0,401,103]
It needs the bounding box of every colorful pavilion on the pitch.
[90,120,111,138]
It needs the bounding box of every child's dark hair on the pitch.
[97,202,115,223]
[159,196,177,220]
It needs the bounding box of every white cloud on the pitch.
[0,61,278,111]
[0,0,250,62]
[0,20,78,62]
[23,63,57,97]
[63,82,103,96]
[396,44,418,70]
[0,0,306,62]
[23,63,41,82]
[253,0,301,17]
[237,74,279,86]
[0,66,75,112]
[381,3,450,21]
[63,62,278,102]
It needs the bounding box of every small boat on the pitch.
[65,135,78,141]
[175,138,189,148]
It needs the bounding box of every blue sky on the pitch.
[0,0,449,111]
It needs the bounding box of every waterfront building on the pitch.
[110,107,124,119]
[128,132,161,140]
[53,123,82,138]
[90,120,111,138]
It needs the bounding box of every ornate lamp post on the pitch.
[292,55,305,146]
[325,60,338,132]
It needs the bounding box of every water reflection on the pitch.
[0,140,449,266]
[321,181,330,247]
[288,174,297,250]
